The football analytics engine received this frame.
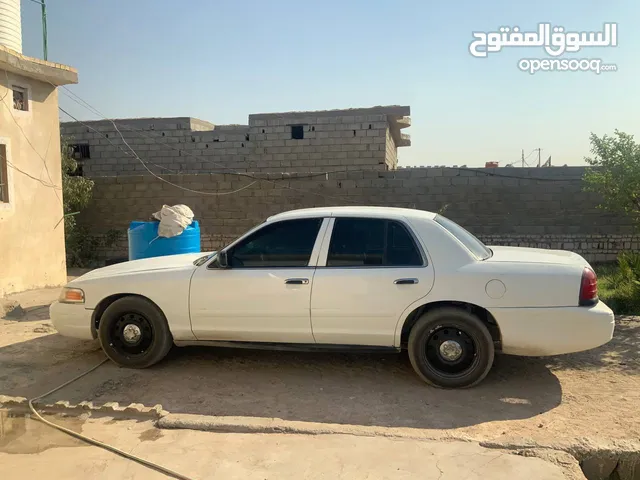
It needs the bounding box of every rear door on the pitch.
[310,217,435,346]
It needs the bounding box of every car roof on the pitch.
[266,206,438,222]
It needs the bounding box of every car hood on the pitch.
[485,246,590,267]
[72,252,212,282]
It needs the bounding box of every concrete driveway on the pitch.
[0,415,572,480]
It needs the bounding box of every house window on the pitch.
[291,125,304,140]
[12,86,27,111]
[0,144,9,203]
[71,144,91,160]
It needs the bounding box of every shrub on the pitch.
[596,252,640,314]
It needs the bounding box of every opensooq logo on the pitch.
[468,23,618,74]
[468,23,618,58]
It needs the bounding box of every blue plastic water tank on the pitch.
[128,221,201,261]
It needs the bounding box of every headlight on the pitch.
[59,287,85,304]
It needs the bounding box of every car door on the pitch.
[310,217,434,346]
[189,217,329,343]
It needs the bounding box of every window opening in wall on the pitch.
[71,144,91,160]
[12,86,27,111]
[68,144,90,178]
[0,144,9,203]
[369,124,372,129]
[262,129,265,133]
[245,134,250,141]
[353,130,356,136]
[291,125,304,140]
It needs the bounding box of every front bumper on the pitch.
[490,301,615,356]
[49,301,95,340]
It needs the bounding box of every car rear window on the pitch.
[327,218,423,267]
[435,215,492,260]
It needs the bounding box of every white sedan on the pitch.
[51,207,615,388]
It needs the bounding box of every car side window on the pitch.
[229,218,322,268]
[327,218,423,267]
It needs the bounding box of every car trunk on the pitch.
[485,246,591,268]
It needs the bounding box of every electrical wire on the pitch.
[1,69,63,204]
[61,117,179,174]
[28,357,193,480]
[457,166,572,182]
[6,159,62,189]
[59,88,352,181]
[60,87,314,178]
[522,149,537,167]
[57,86,568,188]
[59,107,257,196]
[57,99,361,204]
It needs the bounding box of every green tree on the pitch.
[61,142,95,266]
[583,130,640,222]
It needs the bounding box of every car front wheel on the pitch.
[98,296,173,368]
[408,307,494,388]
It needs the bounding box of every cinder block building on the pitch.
[60,105,411,177]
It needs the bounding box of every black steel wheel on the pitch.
[408,308,494,388]
[98,296,173,368]
[109,313,154,357]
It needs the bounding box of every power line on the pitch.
[59,108,180,174]
[457,167,572,182]
[59,107,258,196]
[5,159,61,189]
[58,86,571,190]
[57,90,362,204]
[1,69,63,201]
[59,88,355,181]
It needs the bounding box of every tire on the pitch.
[408,307,494,388]
[98,296,173,368]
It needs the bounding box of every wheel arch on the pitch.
[398,301,502,350]
[90,293,163,339]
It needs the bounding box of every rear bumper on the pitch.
[490,301,615,356]
[50,301,95,340]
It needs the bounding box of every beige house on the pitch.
[0,45,78,296]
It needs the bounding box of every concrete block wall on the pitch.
[60,106,411,177]
[78,166,638,263]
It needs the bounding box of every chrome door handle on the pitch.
[394,278,419,285]
[285,278,309,285]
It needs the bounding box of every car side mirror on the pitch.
[217,250,229,269]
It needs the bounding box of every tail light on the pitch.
[579,268,598,306]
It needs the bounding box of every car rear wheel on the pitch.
[98,296,173,368]
[408,307,494,388]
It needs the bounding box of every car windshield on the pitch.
[435,215,492,260]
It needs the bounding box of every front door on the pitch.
[189,217,327,343]
[311,217,435,346]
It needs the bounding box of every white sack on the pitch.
[152,204,194,238]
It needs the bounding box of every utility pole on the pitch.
[521,149,524,167]
[41,0,48,60]
[537,148,542,167]
[28,0,47,60]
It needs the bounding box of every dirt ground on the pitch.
[0,283,639,447]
